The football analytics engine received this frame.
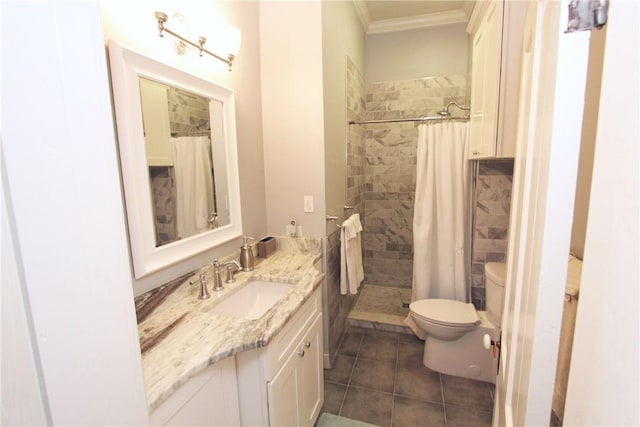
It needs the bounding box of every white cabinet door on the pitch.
[267,314,323,427]
[496,1,529,158]
[481,0,502,156]
[469,0,503,159]
[299,315,323,427]
[469,19,487,158]
[268,349,300,427]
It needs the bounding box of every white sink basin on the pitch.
[209,280,294,320]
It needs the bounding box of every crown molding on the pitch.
[367,9,469,34]
[352,1,371,33]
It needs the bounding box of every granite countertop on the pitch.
[135,237,324,412]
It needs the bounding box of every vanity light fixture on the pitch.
[155,11,240,71]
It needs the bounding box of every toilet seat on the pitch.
[410,299,480,327]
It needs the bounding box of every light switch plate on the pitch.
[304,196,314,213]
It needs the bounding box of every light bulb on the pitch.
[224,25,241,57]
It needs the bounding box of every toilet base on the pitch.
[422,311,499,383]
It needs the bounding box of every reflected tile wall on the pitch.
[149,166,176,246]
[471,160,514,309]
[167,88,210,134]
[362,75,470,288]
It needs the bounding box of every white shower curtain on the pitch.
[411,121,470,302]
[172,136,214,240]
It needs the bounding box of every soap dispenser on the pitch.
[240,236,255,272]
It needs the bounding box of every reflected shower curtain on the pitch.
[172,136,214,239]
[411,121,470,302]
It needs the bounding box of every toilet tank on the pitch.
[485,262,507,326]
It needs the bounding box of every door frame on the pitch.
[494,1,591,425]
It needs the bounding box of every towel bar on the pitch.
[326,215,343,228]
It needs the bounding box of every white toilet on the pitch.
[409,262,506,383]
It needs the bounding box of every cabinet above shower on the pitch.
[467,0,528,159]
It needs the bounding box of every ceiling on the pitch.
[357,1,476,33]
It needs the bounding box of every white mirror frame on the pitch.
[108,41,242,278]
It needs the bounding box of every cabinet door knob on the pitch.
[298,350,305,357]
[304,341,311,348]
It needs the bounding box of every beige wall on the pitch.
[101,1,267,293]
[260,1,326,238]
[365,23,469,82]
[321,0,366,365]
[322,1,366,234]
[570,26,606,259]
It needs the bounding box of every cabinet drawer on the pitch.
[266,288,321,378]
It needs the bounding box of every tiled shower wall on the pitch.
[326,67,513,360]
[470,160,513,309]
[362,75,470,288]
[326,57,366,364]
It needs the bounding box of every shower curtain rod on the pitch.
[349,116,469,125]
[171,131,211,137]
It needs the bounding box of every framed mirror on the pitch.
[108,41,242,278]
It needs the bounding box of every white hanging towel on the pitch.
[340,213,364,295]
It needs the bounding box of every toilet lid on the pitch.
[409,299,480,327]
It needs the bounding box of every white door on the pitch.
[494,1,591,425]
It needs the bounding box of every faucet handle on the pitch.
[224,260,242,284]
[189,273,210,300]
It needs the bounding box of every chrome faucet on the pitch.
[212,259,242,291]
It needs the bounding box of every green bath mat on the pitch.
[316,412,380,427]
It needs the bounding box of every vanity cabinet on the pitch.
[149,356,240,426]
[467,0,527,159]
[236,288,324,427]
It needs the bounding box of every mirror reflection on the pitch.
[139,77,230,247]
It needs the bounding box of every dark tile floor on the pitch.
[322,327,494,427]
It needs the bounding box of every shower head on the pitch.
[437,101,471,117]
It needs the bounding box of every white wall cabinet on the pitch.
[467,0,527,159]
[139,77,174,167]
[149,356,241,426]
[236,288,324,427]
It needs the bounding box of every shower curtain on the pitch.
[172,136,214,239]
[411,121,470,302]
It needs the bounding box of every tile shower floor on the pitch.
[347,285,413,333]
[322,327,495,427]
